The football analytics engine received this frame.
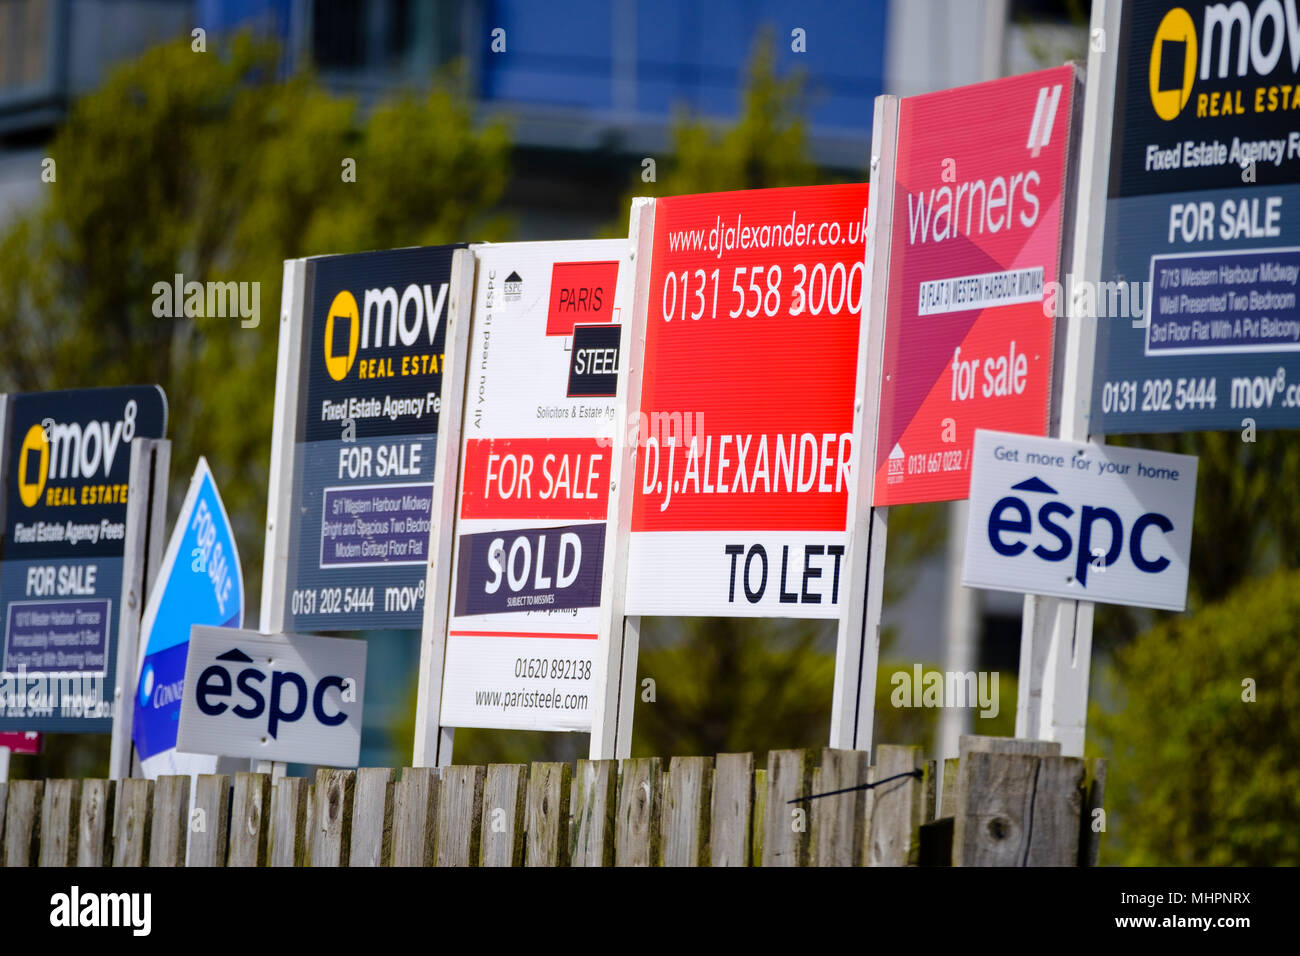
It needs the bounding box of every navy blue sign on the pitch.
[285,246,461,630]
[567,324,621,397]
[453,522,605,616]
[1095,1,1300,432]
[0,386,167,732]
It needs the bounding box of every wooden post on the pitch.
[412,249,476,768]
[953,750,1086,866]
[309,768,355,867]
[76,779,115,867]
[709,753,754,868]
[227,772,271,867]
[268,777,310,867]
[811,749,870,867]
[38,779,79,867]
[2,779,42,867]
[480,764,527,867]
[865,744,926,866]
[189,774,230,867]
[148,774,190,867]
[761,749,814,867]
[525,762,570,867]
[435,765,485,867]
[569,759,617,867]
[112,778,153,867]
[349,768,395,867]
[1025,756,1086,867]
[751,768,767,866]
[614,757,662,867]
[960,734,1061,758]
[939,757,958,819]
[1079,757,1107,867]
[390,767,439,867]
[108,438,170,780]
[662,755,711,867]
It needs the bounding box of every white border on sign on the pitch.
[2,597,112,676]
[1144,245,1300,357]
[316,480,434,569]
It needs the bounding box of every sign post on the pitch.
[430,238,637,758]
[832,100,897,750]
[263,245,473,771]
[177,625,366,767]
[965,429,1198,611]
[107,437,170,779]
[618,184,871,753]
[864,66,1081,756]
[129,458,244,779]
[0,387,168,755]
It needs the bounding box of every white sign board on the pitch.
[440,239,631,732]
[963,430,1198,611]
[177,626,366,767]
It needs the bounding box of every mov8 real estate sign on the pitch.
[0,386,167,731]
[626,185,869,618]
[282,246,460,631]
[1094,0,1300,433]
[440,240,631,731]
[875,66,1077,505]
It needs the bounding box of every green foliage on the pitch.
[1096,430,1300,651]
[0,35,508,778]
[1091,567,1300,865]
[630,617,1016,761]
[0,35,510,617]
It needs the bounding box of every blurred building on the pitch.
[0,0,1086,761]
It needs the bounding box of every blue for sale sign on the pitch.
[0,386,167,732]
[131,457,243,777]
[282,246,461,631]
[1094,0,1300,432]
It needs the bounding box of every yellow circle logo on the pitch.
[17,424,49,508]
[323,290,360,382]
[1149,7,1197,120]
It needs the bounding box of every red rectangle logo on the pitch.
[546,261,620,337]
[461,438,611,520]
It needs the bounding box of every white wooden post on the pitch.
[108,437,170,780]
[1016,2,1117,755]
[412,248,476,768]
[255,257,307,780]
[591,198,653,760]
[829,94,899,752]
[938,498,980,758]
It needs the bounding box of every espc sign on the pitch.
[962,430,1198,611]
[177,626,366,767]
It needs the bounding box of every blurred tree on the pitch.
[1091,567,1300,865]
[0,35,509,777]
[1095,430,1300,651]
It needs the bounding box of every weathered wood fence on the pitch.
[0,737,1104,867]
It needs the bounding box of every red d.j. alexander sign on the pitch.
[627,184,869,618]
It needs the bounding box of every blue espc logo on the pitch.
[195,647,350,739]
[987,476,1175,587]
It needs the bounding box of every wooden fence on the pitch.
[0,736,1104,867]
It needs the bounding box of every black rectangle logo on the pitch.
[567,324,621,397]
